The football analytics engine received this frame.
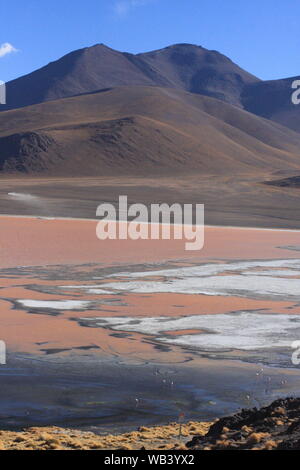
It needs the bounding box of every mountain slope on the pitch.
[138,43,259,106]
[242,77,300,132]
[0,86,300,175]
[2,43,300,133]
[3,44,159,110]
[2,43,260,111]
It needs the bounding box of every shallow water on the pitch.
[0,217,300,429]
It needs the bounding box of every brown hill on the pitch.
[0,86,300,175]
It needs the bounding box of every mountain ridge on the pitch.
[2,42,299,132]
[0,43,300,176]
[2,42,260,111]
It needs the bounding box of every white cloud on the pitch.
[0,42,18,58]
[114,0,151,17]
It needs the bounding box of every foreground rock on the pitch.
[187,398,300,450]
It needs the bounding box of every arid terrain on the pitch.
[0,421,211,451]
[1,86,300,176]
[1,173,300,229]
[1,43,300,229]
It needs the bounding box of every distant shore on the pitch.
[1,174,300,230]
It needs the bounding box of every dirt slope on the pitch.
[1,86,300,175]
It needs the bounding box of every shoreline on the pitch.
[0,351,298,433]
[0,397,300,450]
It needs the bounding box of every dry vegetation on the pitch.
[0,421,211,451]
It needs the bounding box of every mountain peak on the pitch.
[138,43,205,56]
[83,43,117,52]
[161,43,204,50]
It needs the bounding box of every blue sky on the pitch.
[0,0,299,82]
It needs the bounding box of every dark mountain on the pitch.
[3,44,158,110]
[0,42,300,178]
[138,43,259,106]
[2,43,260,111]
[242,77,300,132]
[0,86,300,175]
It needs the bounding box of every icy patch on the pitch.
[243,269,299,277]
[18,300,92,310]
[81,313,300,351]
[92,259,300,300]
[100,275,300,298]
[59,286,111,295]
[109,259,300,279]
[54,259,300,303]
